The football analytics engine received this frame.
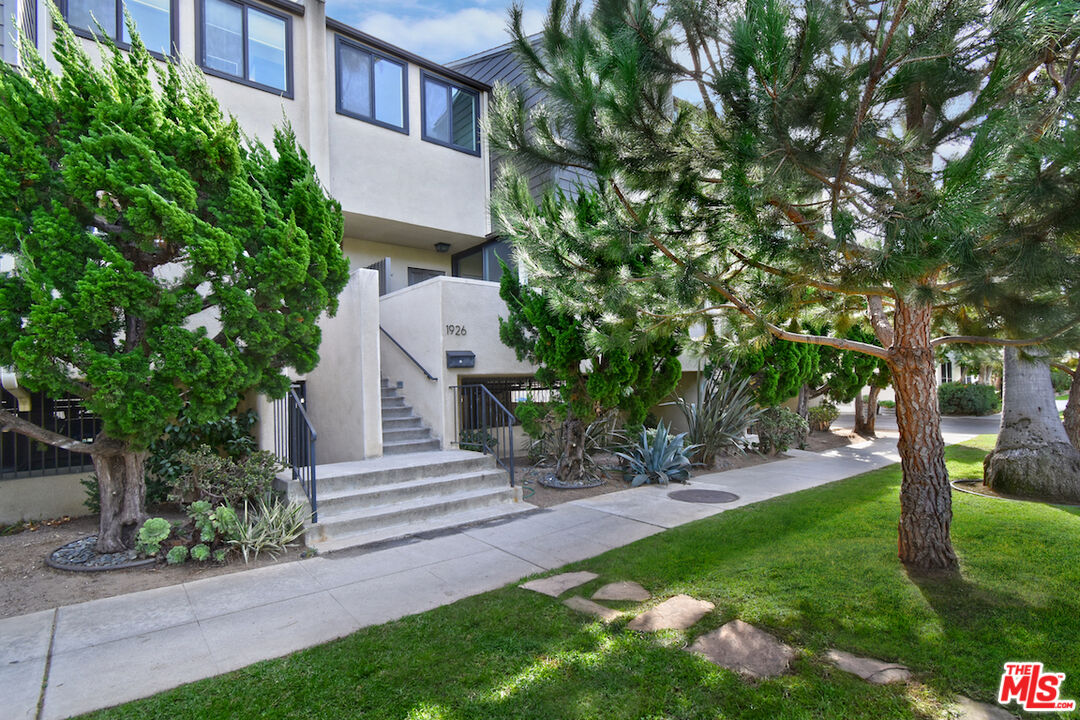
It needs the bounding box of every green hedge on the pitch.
[938,382,1000,416]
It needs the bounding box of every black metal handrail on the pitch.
[380,326,437,381]
[273,388,318,523]
[450,384,515,486]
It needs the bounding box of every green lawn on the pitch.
[85,436,1080,719]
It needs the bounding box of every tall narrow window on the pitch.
[63,0,175,57]
[421,71,480,155]
[335,37,407,132]
[198,0,291,96]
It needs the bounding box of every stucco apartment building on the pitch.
[2,0,550,521]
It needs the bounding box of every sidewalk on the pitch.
[2,428,983,720]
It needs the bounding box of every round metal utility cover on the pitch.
[667,489,740,504]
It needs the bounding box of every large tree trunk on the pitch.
[555,415,587,486]
[1065,368,1080,451]
[92,436,149,553]
[984,348,1080,502]
[796,385,810,419]
[890,300,958,573]
[854,385,881,437]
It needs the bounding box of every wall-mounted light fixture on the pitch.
[434,242,451,253]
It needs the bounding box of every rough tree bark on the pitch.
[555,415,587,486]
[889,300,958,573]
[1065,367,1080,451]
[91,435,149,553]
[984,348,1080,502]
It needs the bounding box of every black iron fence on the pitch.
[273,386,318,522]
[450,384,515,487]
[1,389,100,480]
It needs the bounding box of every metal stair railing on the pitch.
[273,388,318,522]
[450,384,515,486]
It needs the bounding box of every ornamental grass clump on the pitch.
[667,368,764,466]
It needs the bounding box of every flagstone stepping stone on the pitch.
[953,696,1018,720]
[563,596,621,622]
[592,581,651,602]
[687,619,795,678]
[826,649,912,684]
[520,571,598,597]
[627,594,714,632]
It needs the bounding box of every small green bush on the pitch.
[170,446,280,506]
[807,403,839,432]
[878,400,896,409]
[190,543,211,562]
[135,517,172,557]
[1051,367,1072,393]
[938,382,1000,416]
[756,407,809,454]
[166,545,189,565]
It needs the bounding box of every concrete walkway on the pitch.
[1,423,991,720]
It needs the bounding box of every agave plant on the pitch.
[616,421,698,487]
[666,367,764,466]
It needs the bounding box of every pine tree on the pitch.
[491,0,1080,571]
[0,16,349,551]
[498,193,681,484]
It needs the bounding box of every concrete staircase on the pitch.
[300,451,534,553]
[381,378,441,454]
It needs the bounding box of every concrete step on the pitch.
[307,488,531,551]
[384,438,441,455]
[381,406,414,420]
[317,469,509,514]
[381,396,406,409]
[309,451,496,494]
[382,416,423,431]
[382,426,433,443]
[381,387,399,398]
[309,501,536,554]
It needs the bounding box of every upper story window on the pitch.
[421,71,480,156]
[198,0,291,96]
[335,37,407,133]
[63,0,175,57]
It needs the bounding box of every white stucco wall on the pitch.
[300,267,383,461]
[255,267,382,463]
[379,277,537,448]
[342,237,453,295]
[30,0,490,240]
[326,29,491,239]
[0,472,90,524]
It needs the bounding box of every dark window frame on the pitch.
[420,69,481,157]
[196,0,294,98]
[334,35,409,134]
[451,237,511,282]
[59,0,179,61]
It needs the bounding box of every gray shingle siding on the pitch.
[451,43,595,202]
[1,0,7,64]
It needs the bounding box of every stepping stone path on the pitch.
[826,649,911,684]
[592,581,651,602]
[520,571,598,597]
[687,619,795,678]
[953,696,1018,720]
[563,596,621,622]
[627,594,714,632]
